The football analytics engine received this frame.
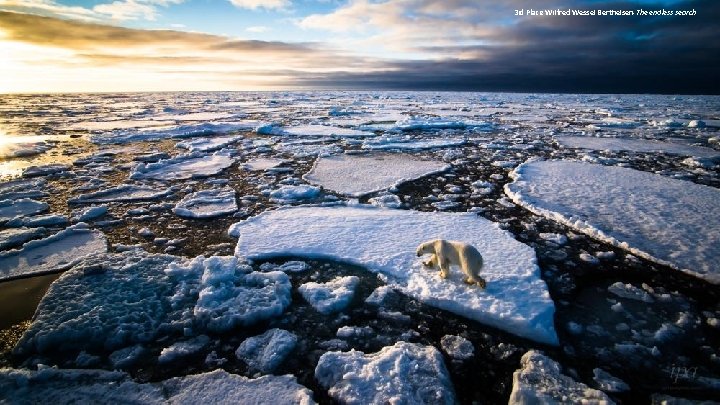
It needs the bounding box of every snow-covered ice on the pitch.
[242,157,285,171]
[176,136,242,152]
[131,153,234,181]
[0,178,48,200]
[298,276,359,314]
[508,350,613,404]
[91,122,254,144]
[505,160,720,283]
[258,124,371,137]
[235,328,298,374]
[173,187,238,218]
[556,136,720,158]
[361,138,466,151]
[315,342,456,405]
[158,335,210,364]
[0,368,315,404]
[230,205,558,345]
[593,368,630,393]
[303,154,449,197]
[0,227,45,251]
[0,198,48,222]
[5,214,67,228]
[69,184,174,204]
[70,206,108,222]
[0,224,107,281]
[268,185,321,203]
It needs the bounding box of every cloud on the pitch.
[0,0,184,21]
[246,26,271,33]
[228,0,290,10]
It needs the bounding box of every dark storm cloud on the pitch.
[304,0,720,94]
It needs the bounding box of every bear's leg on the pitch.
[423,254,437,268]
[439,257,450,279]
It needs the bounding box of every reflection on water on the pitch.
[0,129,85,180]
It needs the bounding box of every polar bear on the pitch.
[416,239,486,288]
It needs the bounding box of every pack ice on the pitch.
[303,154,449,197]
[0,223,107,281]
[131,152,234,181]
[556,136,720,158]
[173,187,238,218]
[230,205,558,345]
[505,160,720,284]
[14,253,291,357]
[0,368,315,404]
[315,342,456,405]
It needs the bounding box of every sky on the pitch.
[0,0,718,93]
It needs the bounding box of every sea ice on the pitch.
[176,136,242,153]
[235,328,298,374]
[242,157,285,171]
[258,124,371,137]
[268,185,321,203]
[131,152,235,181]
[508,350,613,404]
[315,342,456,405]
[0,227,45,251]
[0,368,315,404]
[0,198,48,222]
[0,223,107,281]
[505,160,720,283]
[158,335,211,364]
[556,136,719,158]
[173,187,238,219]
[5,214,67,228]
[91,122,254,144]
[592,368,630,393]
[0,178,48,200]
[230,205,558,345]
[298,276,359,314]
[440,335,474,360]
[303,154,449,197]
[392,116,491,132]
[69,184,174,204]
[70,206,108,222]
[21,164,70,178]
[361,138,466,151]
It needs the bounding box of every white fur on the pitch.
[416,239,486,288]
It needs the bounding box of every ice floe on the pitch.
[159,335,210,364]
[69,184,174,204]
[0,223,107,281]
[5,214,68,228]
[70,206,108,222]
[299,276,359,314]
[173,187,237,219]
[0,178,48,200]
[14,253,291,357]
[0,198,48,223]
[268,185,321,203]
[230,205,558,345]
[303,154,449,197]
[440,334,474,360]
[556,136,719,158]
[505,160,720,283]
[257,124,371,137]
[0,227,45,251]
[91,122,255,144]
[392,116,492,132]
[131,153,234,181]
[0,368,315,404]
[361,138,466,151]
[242,157,285,171]
[509,350,613,404]
[176,136,242,153]
[235,328,298,374]
[315,342,456,405]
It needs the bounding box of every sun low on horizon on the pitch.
[1,0,719,94]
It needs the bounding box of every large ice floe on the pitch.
[131,152,234,181]
[14,253,291,356]
[0,223,107,281]
[315,342,456,405]
[0,368,315,404]
[303,154,449,197]
[173,187,237,218]
[508,350,613,404]
[230,205,558,345]
[505,160,720,284]
[556,136,720,158]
